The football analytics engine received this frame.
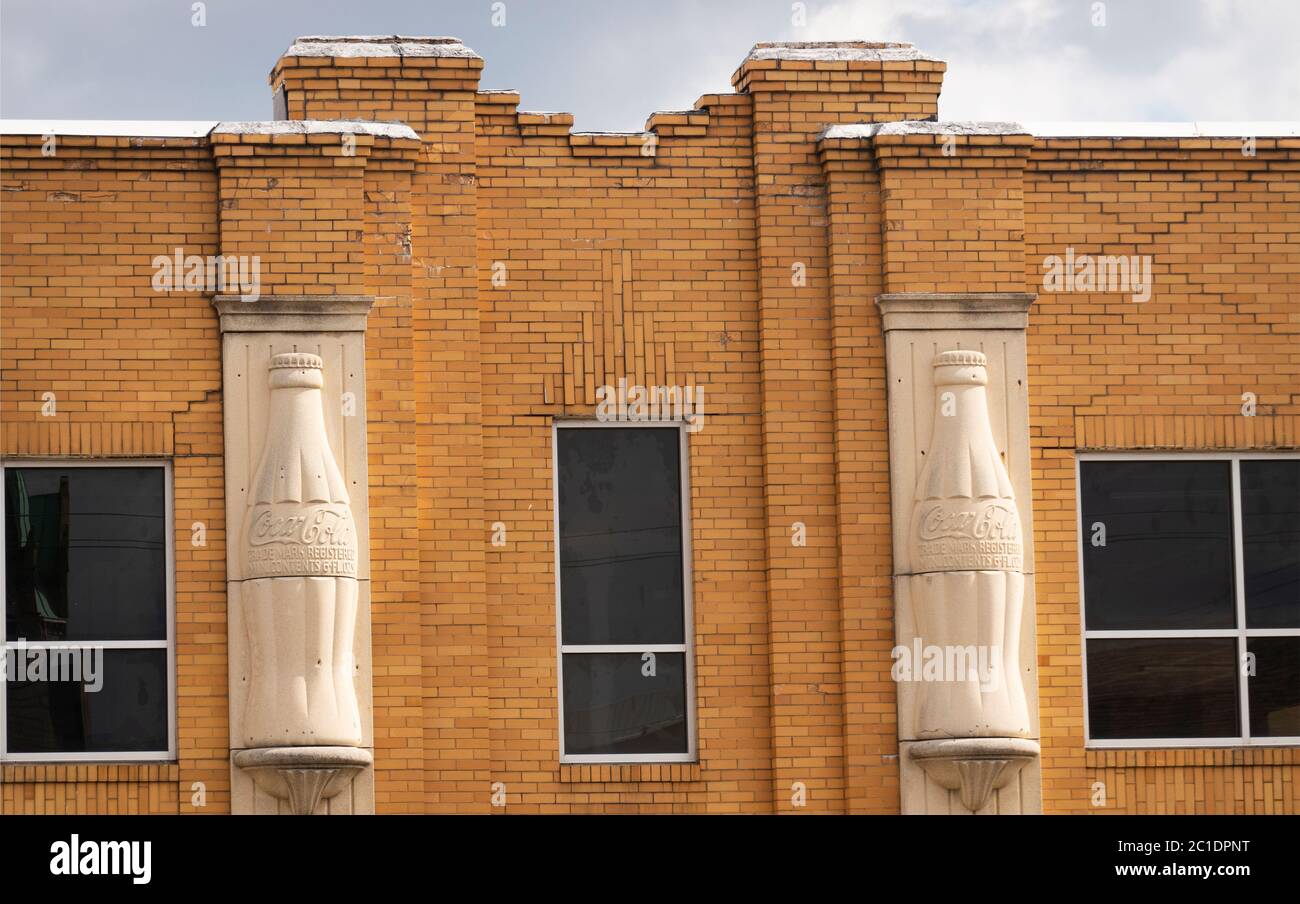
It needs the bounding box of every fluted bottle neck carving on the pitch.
[244,353,356,581]
[913,350,1021,575]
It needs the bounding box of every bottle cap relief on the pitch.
[932,349,988,386]
[270,352,323,370]
[932,349,986,368]
[268,352,324,389]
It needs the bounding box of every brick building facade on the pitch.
[1,36,1296,814]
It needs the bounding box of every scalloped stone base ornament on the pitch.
[909,738,1040,812]
[233,747,372,815]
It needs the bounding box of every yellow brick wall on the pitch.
[0,135,228,813]
[361,142,424,812]
[741,49,942,815]
[1025,137,1300,814]
[474,88,773,813]
[820,141,900,813]
[874,131,1033,294]
[211,130,372,297]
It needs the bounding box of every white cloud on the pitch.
[797,0,1300,122]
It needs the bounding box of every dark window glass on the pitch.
[1081,460,1234,630]
[1241,460,1300,629]
[1087,638,1239,739]
[562,652,687,756]
[4,467,167,642]
[557,428,683,645]
[1247,637,1300,738]
[5,648,168,754]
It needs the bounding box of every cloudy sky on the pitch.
[1,0,1297,130]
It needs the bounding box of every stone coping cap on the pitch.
[1026,120,1300,138]
[213,120,419,140]
[0,119,420,141]
[745,41,941,63]
[820,120,1300,143]
[820,121,1028,140]
[0,119,218,137]
[282,34,480,59]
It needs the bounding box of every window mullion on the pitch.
[1083,629,1239,639]
[560,644,686,654]
[1231,456,1251,741]
[2,640,169,649]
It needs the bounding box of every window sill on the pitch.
[1085,747,1300,769]
[1,763,180,784]
[559,763,703,784]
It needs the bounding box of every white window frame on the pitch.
[0,458,177,763]
[1077,451,1300,749]
[553,420,697,764]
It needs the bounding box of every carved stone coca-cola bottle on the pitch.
[908,350,1030,740]
[240,352,362,748]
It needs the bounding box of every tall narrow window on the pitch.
[1079,454,1300,746]
[1,463,174,761]
[554,424,694,762]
